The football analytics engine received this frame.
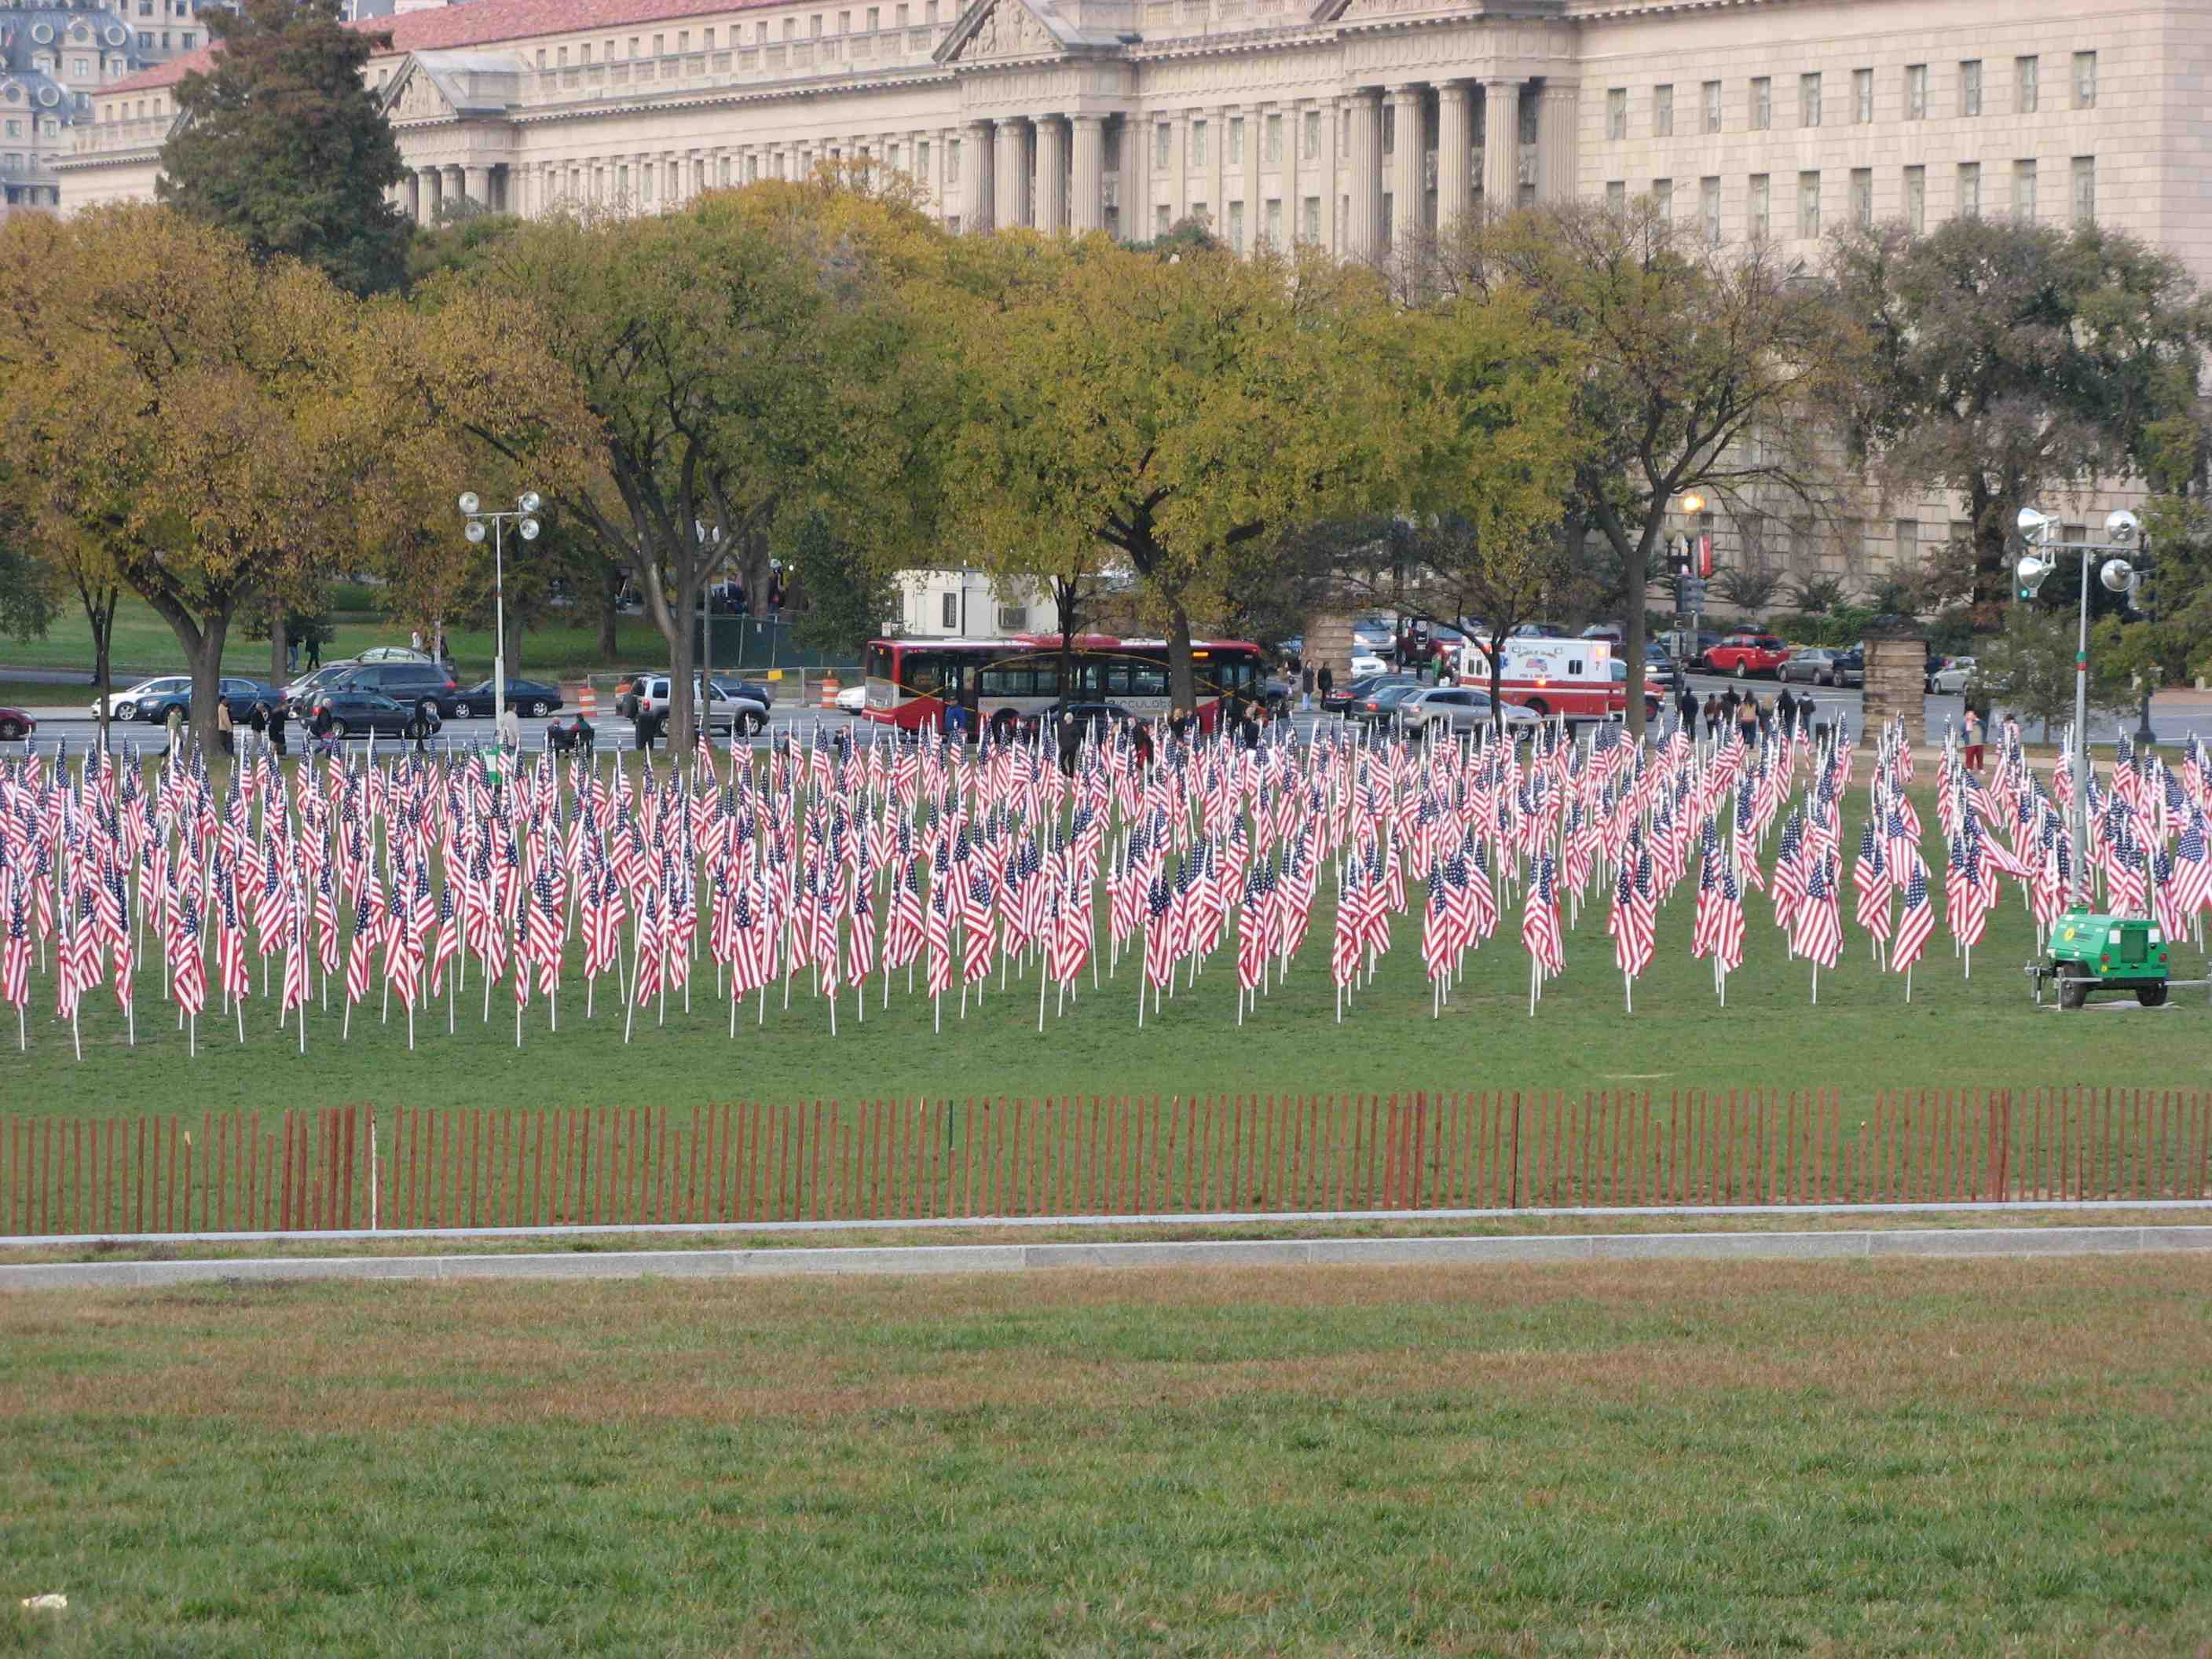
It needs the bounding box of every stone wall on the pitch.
[1305,610,1354,698]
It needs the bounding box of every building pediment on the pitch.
[381,49,524,125]
[1309,0,1562,24]
[936,0,1132,67]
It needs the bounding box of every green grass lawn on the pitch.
[3,595,666,683]
[2,1254,2207,1654]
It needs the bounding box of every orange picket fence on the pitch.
[2,1089,2207,1237]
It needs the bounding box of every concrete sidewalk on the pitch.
[5,1224,2207,1291]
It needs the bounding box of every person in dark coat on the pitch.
[1317,665,1335,701]
[1775,687,1798,732]
[1056,711,1082,777]
[1675,687,1697,731]
[266,701,288,758]
[1702,694,1722,742]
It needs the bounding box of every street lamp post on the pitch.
[2015,505,2144,913]
[460,491,543,745]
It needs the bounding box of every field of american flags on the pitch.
[1,715,2208,1143]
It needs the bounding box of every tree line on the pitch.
[1,0,2209,749]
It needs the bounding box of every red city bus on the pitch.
[860,635,1269,737]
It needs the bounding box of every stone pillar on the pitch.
[1344,87,1382,261]
[1118,114,1146,241]
[1203,104,1225,233]
[1284,101,1302,244]
[994,119,1027,228]
[1321,98,1341,252]
[1436,80,1472,236]
[1862,635,1926,749]
[405,170,422,222]
[1536,82,1577,203]
[423,166,444,221]
[1480,78,1517,212]
[1306,610,1355,711]
[1170,109,1191,225]
[1035,115,1068,232]
[463,163,489,207]
[965,119,993,229]
[1241,104,1261,250]
[1070,113,1104,233]
[1385,85,1421,250]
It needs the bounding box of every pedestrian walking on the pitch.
[266,700,288,759]
[1963,705,1984,771]
[1736,694,1759,746]
[1317,664,1335,703]
[410,628,423,654]
[287,639,299,675]
[305,633,321,669]
[1774,687,1797,734]
[215,698,234,757]
[1675,685,1697,732]
[1300,665,1314,712]
[247,701,269,752]
[1703,693,1722,742]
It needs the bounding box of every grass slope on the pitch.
[1,1255,2207,1655]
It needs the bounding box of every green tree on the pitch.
[0,513,60,645]
[159,0,411,297]
[1831,217,2211,628]
[785,512,895,660]
[1435,201,1860,734]
[1974,606,2136,741]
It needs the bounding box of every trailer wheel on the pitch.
[2135,983,2169,1008]
[2056,965,2090,1009]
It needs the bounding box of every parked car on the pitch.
[282,665,354,709]
[1510,620,1571,639]
[91,675,281,723]
[1347,652,1387,679]
[1703,633,1791,678]
[354,646,434,665]
[457,677,566,718]
[1323,672,1415,715]
[1780,648,1840,685]
[1826,646,1865,687]
[330,661,465,720]
[0,708,32,741]
[305,689,439,741]
[1350,614,1397,654]
[1928,655,1977,695]
[834,682,868,713]
[1391,686,1540,738]
[631,675,771,738]
[1347,682,1424,724]
[1052,701,1142,742]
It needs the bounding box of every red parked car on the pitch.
[0,708,32,742]
[1703,633,1791,679]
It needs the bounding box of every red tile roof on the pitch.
[106,0,767,95]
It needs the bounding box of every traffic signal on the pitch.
[1668,537,1693,578]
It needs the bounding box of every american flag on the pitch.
[1420,870,1453,984]
[1,877,30,1010]
[1051,869,1092,987]
[1522,851,1565,979]
[962,868,995,987]
[344,892,374,1007]
[1852,822,1892,943]
[1236,868,1270,994]
[924,876,954,1000]
[282,903,311,1015]
[170,887,206,1016]
[1891,861,1936,972]
[215,866,251,1006]
[431,882,462,993]
[845,865,877,986]
[529,862,564,997]
[1143,871,1176,990]
[1331,860,1363,989]
[732,877,771,997]
[1790,852,1843,967]
[2174,811,2212,916]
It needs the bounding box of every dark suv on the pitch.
[334,661,464,721]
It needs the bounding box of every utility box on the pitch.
[2046,907,2172,1008]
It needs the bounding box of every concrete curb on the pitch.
[5,1225,2210,1292]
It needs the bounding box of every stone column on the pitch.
[1480,78,1517,211]
[423,166,445,221]
[1344,87,1382,261]
[994,119,1027,228]
[1242,104,1261,250]
[1170,109,1191,225]
[1203,104,1225,233]
[1035,115,1068,233]
[1385,85,1421,249]
[463,163,489,207]
[1119,114,1146,241]
[1536,82,1577,203]
[405,170,422,222]
[1284,101,1302,243]
[965,119,993,229]
[1321,98,1341,252]
[1435,80,1472,236]
[1070,113,1104,233]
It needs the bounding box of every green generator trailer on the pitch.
[2043,907,2172,1009]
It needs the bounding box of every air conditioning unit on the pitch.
[996,606,1027,632]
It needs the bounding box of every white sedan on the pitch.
[1348,653,1387,678]
[834,682,869,714]
[1928,656,1977,694]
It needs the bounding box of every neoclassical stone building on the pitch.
[54,0,2212,581]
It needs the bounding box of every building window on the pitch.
[1904,164,1925,234]
[1894,519,1919,563]
[1905,64,1926,119]
[1229,200,1244,251]
[1749,76,1771,130]
[1850,167,1872,227]
[1265,112,1281,163]
[1381,101,1394,155]
[2016,55,2038,113]
[947,138,958,183]
[1607,87,1626,140]
[1699,175,1720,245]
[627,35,639,55]
[940,593,958,631]
[1192,119,1207,167]
[1797,170,1820,237]
[1702,80,1721,133]
[1265,196,1281,245]
[1652,178,1672,222]
[1654,83,1672,137]
[2074,50,2097,108]
[1959,60,1981,116]
[1606,179,1625,212]
[2071,154,2095,224]
[2012,159,2036,222]
[1302,196,1319,240]
[1228,116,1243,164]
[1799,72,1820,127]
[1853,68,1873,123]
[1957,161,1980,219]
[1748,172,1769,239]
[863,8,877,29]
[1304,110,1319,159]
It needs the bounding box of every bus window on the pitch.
[902,652,943,695]
[1128,662,1168,699]
[1031,661,1062,700]
[979,665,1033,698]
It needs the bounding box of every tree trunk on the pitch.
[1485,627,1509,737]
[90,595,115,760]
[1054,577,1080,708]
[503,612,523,684]
[1969,478,2008,632]
[597,563,621,662]
[269,610,289,694]
[187,617,229,764]
[1163,603,1197,715]
[665,572,699,752]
